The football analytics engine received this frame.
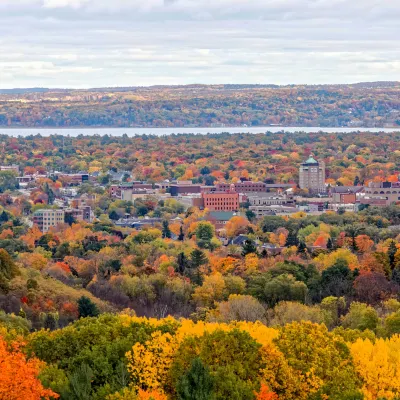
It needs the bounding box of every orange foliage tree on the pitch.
[0,336,58,400]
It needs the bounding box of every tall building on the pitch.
[299,155,326,193]
[202,185,239,211]
[33,209,65,232]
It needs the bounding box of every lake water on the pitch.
[0,126,400,137]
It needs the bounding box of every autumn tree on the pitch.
[0,336,58,400]
[0,249,19,294]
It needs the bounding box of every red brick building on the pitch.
[216,181,267,193]
[202,192,239,211]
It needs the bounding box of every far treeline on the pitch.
[0,82,400,127]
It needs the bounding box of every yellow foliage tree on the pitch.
[314,248,358,271]
[351,336,400,400]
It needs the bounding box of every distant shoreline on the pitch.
[0,126,399,137]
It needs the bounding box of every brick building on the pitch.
[216,181,267,193]
[202,192,239,211]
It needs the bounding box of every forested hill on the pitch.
[0,82,400,128]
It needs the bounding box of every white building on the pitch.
[299,155,326,194]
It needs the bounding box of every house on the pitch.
[229,235,250,246]
[205,211,237,230]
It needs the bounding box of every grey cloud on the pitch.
[0,0,399,88]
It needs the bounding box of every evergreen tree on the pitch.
[0,211,9,223]
[108,210,120,221]
[388,240,397,270]
[162,220,172,239]
[68,364,94,400]
[190,249,207,269]
[285,231,299,247]
[43,182,55,205]
[261,248,268,258]
[242,239,258,256]
[245,209,256,222]
[44,312,59,331]
[190,249,207,285]
[377,219,384,229]
[178,225,185,241]
[177,252,189,275]
[353,176,360,186]
[77,296,100,318]
[297,241,307,255]
[64,213,76,226]
[177,358,215,400]
[392,267,400,285]
[327,237,334,251]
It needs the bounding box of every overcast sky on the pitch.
[0,0,399,88]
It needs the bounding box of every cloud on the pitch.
[0,0,399,88]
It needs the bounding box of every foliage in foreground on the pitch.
[1,314,398,400]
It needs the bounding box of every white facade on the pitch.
[299,156,326,193]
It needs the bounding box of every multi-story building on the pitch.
[299,155,326,194]
[64,206,93,223]
[0,165,19,174]
[56,173,89,186]
[363,181,400,205]
[202,192,239,211]
[246,193,295,207]
[330,186,364,204]
[216,181,267,193]
[33,209,65,232]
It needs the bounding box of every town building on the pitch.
[299,155,326,194]
[33,209,65,232]
[216,181,267,193]
[0,165,19,174]
[249,205,297,217]
[204,211,238,230]
[330,186,364,203]
[64,206,93,223]
[246,193,295,207]
[56,173,89,186]
[364,181,400,205]
[202,191,239,211]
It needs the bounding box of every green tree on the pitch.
[388,240,397,270]
[108,210,120,221]
[177,357,215,400]
[162,220,172,239]
[171,329,264,400]
[65,213,76,226]
[0,210,9,223]
[0,249,19,294]
[77,296,100,318]
[318,259,357,299]
[341,302,379,332]
[195,221,215,249]
[0,171,19,193]
[178,225,185,241]
[43,182,55,205]
[241,239,258,256]
[285,231,299,247]
[190,249,208,269]
[68,363,94,400]
[177,252,189,275]
[245,210,256,222]
[297,241,307,255]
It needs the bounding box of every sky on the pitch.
[0,0,399,88]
